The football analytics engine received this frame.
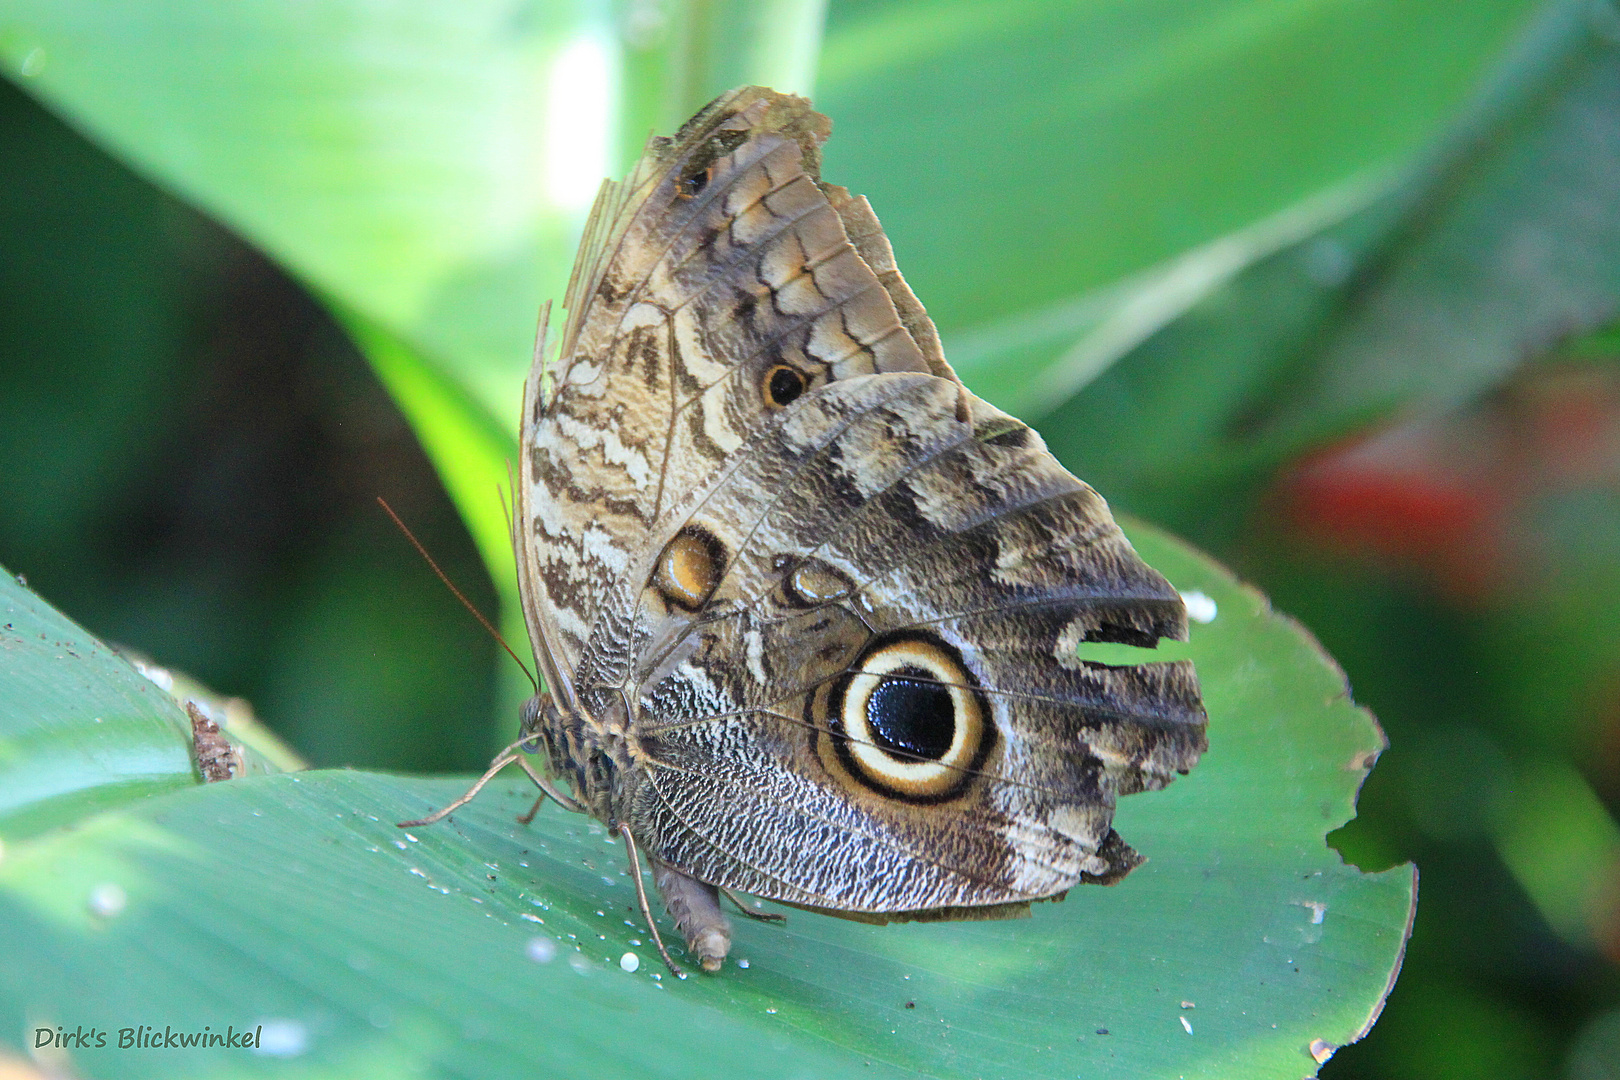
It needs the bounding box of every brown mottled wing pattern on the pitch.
[622,375,1205,913]
[518,88,949,697]
[518,87,1206,918]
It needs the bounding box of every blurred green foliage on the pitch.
[0,77,500,770]
[1,0,1619,1076]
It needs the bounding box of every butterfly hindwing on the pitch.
[620,374,1204,913]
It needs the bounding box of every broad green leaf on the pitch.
[1254,0,1620,436]
[0,569,302,841]
[0,525,1414,1078]
[0,0,587,422]
[817,0,1543,401]
[1042,0,1620,538]
[940,167,1399,418]
[0,0,1543,460]
[0,567,194,840]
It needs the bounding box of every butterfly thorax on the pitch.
[520,688,636,825]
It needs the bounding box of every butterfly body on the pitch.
[510,88,1207,971]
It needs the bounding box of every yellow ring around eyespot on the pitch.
[841,640,982,797]
[762,364,805,408]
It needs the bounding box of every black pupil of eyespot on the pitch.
[866,665,954,761]
[684,168,708,195]
[768,367,804,405]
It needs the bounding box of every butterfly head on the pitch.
[519,690,560,747]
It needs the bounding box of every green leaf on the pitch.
[816,0,1545,403]
[0,0,1548,489]
[1042,0,1620,537]
[0,567,195,841]
[0,527,1414,1078]
[0,0,828,443]
[1253,0,1620,435]
[0,0,571,422]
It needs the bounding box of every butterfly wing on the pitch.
[519,87,1206,919]
[623,373,1206,914]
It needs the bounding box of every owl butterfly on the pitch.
[406,87,1207,974]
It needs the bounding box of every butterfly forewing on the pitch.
[525,89,946,684]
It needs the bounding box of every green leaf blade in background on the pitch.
[1041,0,1620,541]
[817,0,1546,405]
[0,527,1413,1078]
[0,0,588,420]
[0,0,1551,477]
[0,0,830,444]
[1254,2,1620,437]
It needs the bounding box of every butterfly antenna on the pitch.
[376,497,538,692]
[499,469,518,552]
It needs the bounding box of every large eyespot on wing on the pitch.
[650,525,725,613]
[820,632,993,803]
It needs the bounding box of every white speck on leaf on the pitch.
[620,952,640,972]
[88,883,126,918]
[1180,1016,1193,1034]
[253,1019,307,1058]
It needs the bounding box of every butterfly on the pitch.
[406,87,1206,975]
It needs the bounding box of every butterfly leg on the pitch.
[515,754,585,823]
[720,887,786,923]
[516,792,545,826]
[396,749,520,828]
[617,823,684,977]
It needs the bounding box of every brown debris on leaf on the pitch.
[187,700,242,782]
